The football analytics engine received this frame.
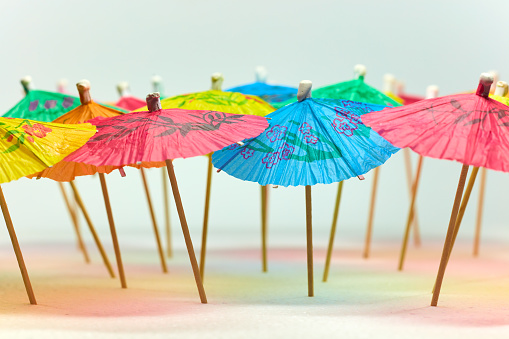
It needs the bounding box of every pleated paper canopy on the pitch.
[0,117,96,183]
[135,90,275,116]
[114,96,146,111]
[212,97,399,187]
[2,90,80,122]
[64,108,269,167]
[273,66,402,109]
[226,82,297,106]
[362,74,509,172]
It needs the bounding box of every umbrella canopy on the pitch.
[362,76,509,172]
[226,67,297,105]
[64,99,269,167]
[3,89,80,122]
[134,74,275,116]
[0,117,95,184]
[212,94,399,187]
[30,81,127,181]
[273,65,402,109]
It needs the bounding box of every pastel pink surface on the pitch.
[64,108,268,166]
[361,93,509,172]
[398,92,424,105]
[115,96,146,111]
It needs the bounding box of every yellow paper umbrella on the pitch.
[138,73,275,279]
[0,117,95,304]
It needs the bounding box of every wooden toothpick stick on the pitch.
[199,154,213,280]
[0,186,37,305]
[57,182,89,263]
[473,167,487,256]
[99,173,127,288]
[431,164,469,306]
[165,159,207,303]
[305,185,314,297]
[398,155,423,270]
[162,168,172,258]
[323,181,344,282]
[363,167,380,258]
[69,181,115,278]
[261,185,268,272]
[140,168,168,273]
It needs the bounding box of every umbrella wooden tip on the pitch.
[477,73,494,98]
[495,81,508,97]
[383,73,396,92]
[255,66,268,83]
[426,85,439,99]
[76,79,91,90]
[297,80,312,102]
[211,73,224,91]
[354,64,367,77]
[151,75,163,84]
[20,75,32,85]
[146,92,162,112]
[117,82,130,97]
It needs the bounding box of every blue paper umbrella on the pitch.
[226,82,297,106]
[212,98,398,187]
[212,81,399,297]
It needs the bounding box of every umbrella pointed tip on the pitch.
[297,80,312,102]
[211,73,224,90]
[477,73,494,98]
[76,80,92,104]
[255,66,268,83]
[146,92,161,112]
[151,75,163,84]
[354,64,367,78]
[495,81,508,97]
[426,85,439,99]
[76,79,91,89]
[117,82,130,97]
[20,76,33,94]
[383,73,396,93]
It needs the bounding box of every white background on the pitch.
[1,0,508,252]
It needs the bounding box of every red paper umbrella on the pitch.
[362,73,509,306]
[114,82,146,111]
[66,93,269,303]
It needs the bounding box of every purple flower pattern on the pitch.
[332,106,361,137]
[266,125,287,142]
[241,148,255,159]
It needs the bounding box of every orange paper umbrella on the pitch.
[0,116,95,304]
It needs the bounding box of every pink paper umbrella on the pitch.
[362,73,509,306]
[114,82,146,111]
[65,93,269,303]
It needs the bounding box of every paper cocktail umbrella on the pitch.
[212,81,399,296]
[362,73,509,306]
[3,77,91,262]
[382,74,404,105]
[65,92,269,303]
[137,73,275,278]
[226,66,297,106]
[114,82,146,111]
[33,80,148,287]
[445,81,509,259]
[0,117,95,304]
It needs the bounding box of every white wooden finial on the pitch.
[146,92,162,112]
[476,73,494,98]
[117,81,131,97]
[383,74,396,93]
[488,70,499,94]
[151,75,164,94]
[494,81,508,97]
[211,72,224,91]
[20,75,33,95]
[297,80,312,102]
[426,85,439,99]
[76,79,92,104]
[354,64,367,79]
[57,78,68,93]
[255,66,268,83]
